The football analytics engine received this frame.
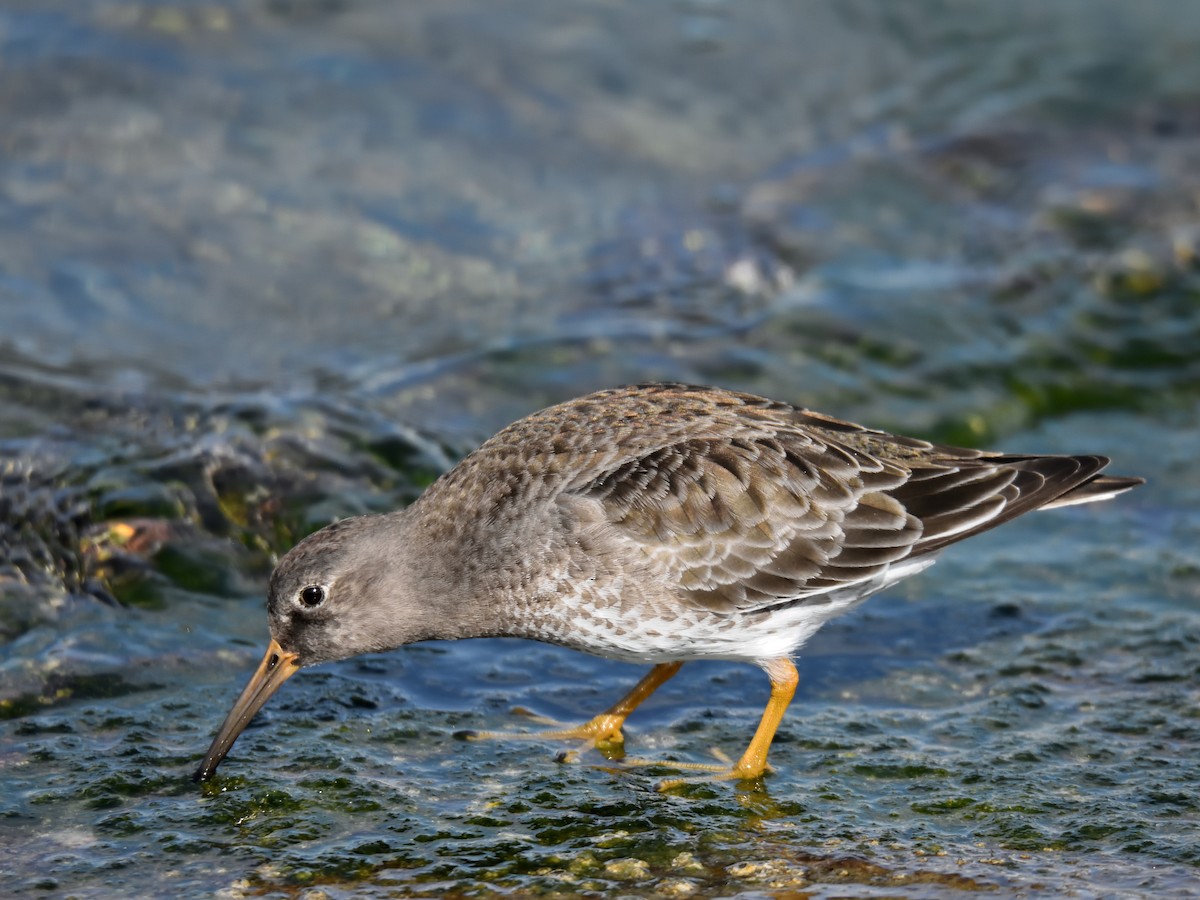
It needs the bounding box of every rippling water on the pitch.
[2,1,1198,896]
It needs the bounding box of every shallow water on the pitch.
[2,1,1198,897]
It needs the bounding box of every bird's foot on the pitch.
[453,711,627,762]
[616,748,772,790]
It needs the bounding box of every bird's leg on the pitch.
[456,662,683,761]
[652,657,798,790]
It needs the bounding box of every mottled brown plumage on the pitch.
[195,384,1142,785]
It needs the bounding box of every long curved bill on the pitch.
[193,638,301,782]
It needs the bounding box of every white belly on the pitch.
[532,556,939,664]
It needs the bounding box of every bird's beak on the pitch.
[192,638,301,782]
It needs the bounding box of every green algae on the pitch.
[0,673,152,721]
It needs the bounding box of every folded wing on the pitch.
[576,405,1132,615]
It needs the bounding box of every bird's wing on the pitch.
[574,412,1111,614]
[573,424,919,613]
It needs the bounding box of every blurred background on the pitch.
[1,2,1197,897]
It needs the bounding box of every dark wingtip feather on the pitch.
[903,454,1138,556]
[1041,473,1145,509]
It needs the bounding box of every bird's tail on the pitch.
[1040,472,1145,509]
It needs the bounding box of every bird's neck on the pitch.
[365,508,519,646]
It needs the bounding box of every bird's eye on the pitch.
[298,585,326,608]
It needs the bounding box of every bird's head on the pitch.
[193,513,436,781]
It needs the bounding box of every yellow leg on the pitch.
[456,662,683,758]
[655,657,798,790]
[731,658,798,777]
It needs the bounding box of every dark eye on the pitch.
[298,585,326,608]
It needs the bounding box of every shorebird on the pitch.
[194,383,1141,786]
